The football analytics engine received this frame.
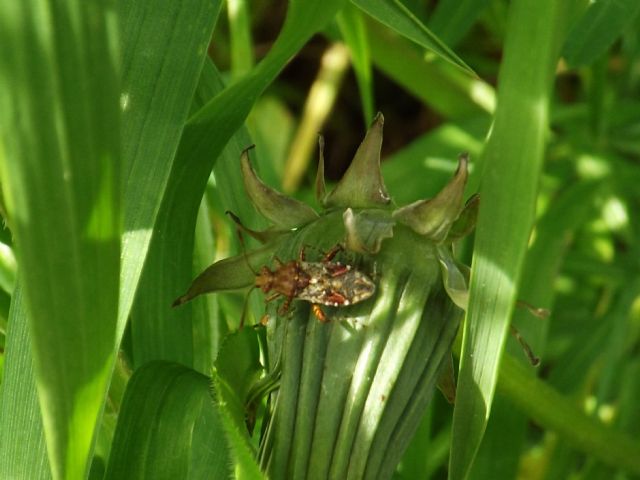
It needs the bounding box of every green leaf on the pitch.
[449,1,572,479]
[104,362,231,480]
[469,181,603,479]
[352,0,476,76]
[564,0,640,66]
[0,283,50,479]
[118,0,222,340]
[0,3,120,478]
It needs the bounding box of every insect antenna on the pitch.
[225,211,260,329]
[226,211,259,276]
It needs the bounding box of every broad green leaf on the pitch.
[0,283,50,479]
[120,0,221,371]
[449,1,571,479]
[0,3,120,478]
[352,0,476,76]
[382,117,488,205]
[564,0,640,66]
[104,362,231,479]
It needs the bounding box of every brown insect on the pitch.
[250,244,376,323]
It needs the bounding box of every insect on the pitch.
[249,244,376,323]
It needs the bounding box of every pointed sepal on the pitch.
[392,153,469,242]
[343,208,395,254]
[324,112,391,208]
[241,146,318,228]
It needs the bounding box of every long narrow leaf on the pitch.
[449,1,570,479]
[0,3,120,478]
[118,0,221,339]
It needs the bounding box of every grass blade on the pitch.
[449,1,571,479]
[337,4,375,124]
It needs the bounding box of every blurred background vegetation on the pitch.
[1,0,639,479]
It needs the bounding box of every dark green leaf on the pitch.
[105,362,231,480]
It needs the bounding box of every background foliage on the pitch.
[1,0,639,479]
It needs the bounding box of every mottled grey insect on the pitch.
[255,244,376,322]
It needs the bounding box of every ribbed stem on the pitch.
[260,212,462,479]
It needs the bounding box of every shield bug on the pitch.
[249,244,376,323]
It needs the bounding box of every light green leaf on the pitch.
[118,0,222,340]
[212,328,265,479]
[498,354,640,475]
[449,1,571,479]
[0,2,120,478]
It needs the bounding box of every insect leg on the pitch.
[312,304,328,322]
[278,296,293,316]
[322,244,344,263]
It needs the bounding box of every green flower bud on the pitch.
[174,113,474,479]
